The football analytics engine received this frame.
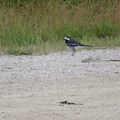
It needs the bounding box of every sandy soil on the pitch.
[0,48,120,120]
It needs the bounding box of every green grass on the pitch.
[0,0,120,55]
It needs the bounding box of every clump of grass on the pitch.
[93,21,119,38]
[0,0,120,55]
[7,47,33,55]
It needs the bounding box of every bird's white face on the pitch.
[64,36,71,41]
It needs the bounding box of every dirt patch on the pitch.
[0,49,120,120]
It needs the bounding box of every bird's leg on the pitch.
[71,47,76,56]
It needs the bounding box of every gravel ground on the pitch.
[0,48,120,120]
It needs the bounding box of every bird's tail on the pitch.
[81,44,93,47]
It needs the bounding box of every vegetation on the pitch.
[0,0,120,55]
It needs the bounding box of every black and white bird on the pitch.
[64,36,92,56]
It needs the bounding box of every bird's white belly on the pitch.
[66,46,84,50]
[75,46,86,50]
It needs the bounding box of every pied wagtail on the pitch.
[64,36,92,56]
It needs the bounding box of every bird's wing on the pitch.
[70,39,82,46]
[71,39,93,47]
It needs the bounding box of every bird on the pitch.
[64,36,92,56]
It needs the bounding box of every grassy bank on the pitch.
[0,0,120,55]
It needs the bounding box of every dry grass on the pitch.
[0,0,120,55]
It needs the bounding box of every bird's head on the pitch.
[64,36,71,41]
[64,36,72,44]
